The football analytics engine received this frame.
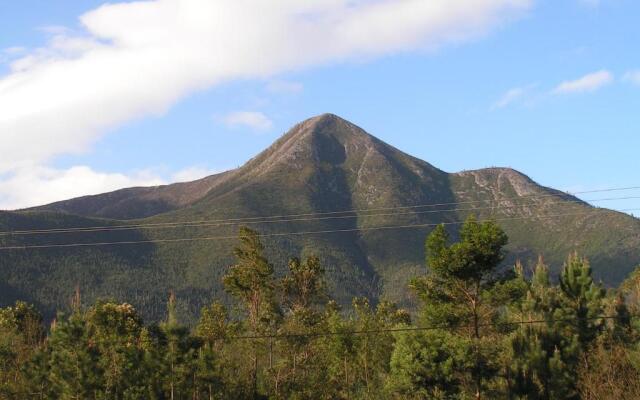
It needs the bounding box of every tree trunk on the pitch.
[269,338,273,369]
[364,348,370,397]
[344,356,349,388]
[472,283,481,400]
[252,354,258,399]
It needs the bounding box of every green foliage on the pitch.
[0,301,44,398]
[506,254,610,400]
[559,253,606,348]
[410,216,512,398]
[223,227,278,332]
[0,222,639,399]
[196,301,235,346]
[387,329,469,399]
[47,311,101,399]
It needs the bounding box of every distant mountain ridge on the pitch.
[3,114,639,321]
[28,172,229,219]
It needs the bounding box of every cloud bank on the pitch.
[0,165,222,210]
[0,0,531,208]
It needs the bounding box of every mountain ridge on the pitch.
[29,113,451,218]
[30,114,583,220]
[3,113,639,321]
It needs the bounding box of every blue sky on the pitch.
[0,0,639,212]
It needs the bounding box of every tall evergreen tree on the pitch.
[387,329,468,399]
[272,256,328,398]
[159,292,201,400]
[351,298,410,399]
[47,311,101,400]
[0,301,44,398]
[317,300,357,399]
[410,216,509,399]
[558,252,605,349]
[84,301,148,399]
[223,227,278,333]
[223,227,279,398]
[508,258,580,400]
[195,301,239,399]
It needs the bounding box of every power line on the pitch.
[228,315,624,340]
[3,194,638,236]
[4,185,639,235]
[1,207,637,251]
[2,190,639,237]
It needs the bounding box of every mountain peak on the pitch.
[242,113,377,174]
[290,113,372,142]
[306,112,344,124]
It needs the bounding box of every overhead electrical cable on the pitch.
[1,207,638,251]
[1,191,639,237]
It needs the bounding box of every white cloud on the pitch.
[0,164,222,210]
[623,70,640,86]
[494,88,526,108]
[492,83,536,109]
[266,80,304,94]
[0,0,531,174]
[552,70,613,94]
[222,111,273,132]
[0,166,165,210]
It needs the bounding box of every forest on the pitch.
[1,217,639,399]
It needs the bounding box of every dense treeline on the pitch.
[1,218,640,399]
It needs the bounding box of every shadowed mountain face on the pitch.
[3,114,640,321]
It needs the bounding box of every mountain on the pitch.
[2,114,639,321]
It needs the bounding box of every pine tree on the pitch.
[223,227,279,398]
[160,292,200,400]
[273,256,328,398]
[387,329,467,399]
[317,300,357,399]
[47,311,101,399]
[223,227,278,333]
[196,301,236,349]
[490,253,610,399]
[195,301,237,399]
[559,252,605,349]
[84,301,148,398]
[410,216,509,399]
[0,301,44,398]
[351,298,410,399]
[24,346,53,400]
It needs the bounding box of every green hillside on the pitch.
[2,114,639,321]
